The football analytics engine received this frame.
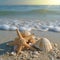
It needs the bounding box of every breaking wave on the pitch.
[0,20,60,33]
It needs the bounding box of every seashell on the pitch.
[22,30,31,36]
[19,30,31,37]
[34,38,52,52]
[11,52,16,56]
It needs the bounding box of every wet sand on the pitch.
[0,30,60,47]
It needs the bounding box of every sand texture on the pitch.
[0,30,60,60]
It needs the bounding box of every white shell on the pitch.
[11,52,16,56]
[34,38,52,52]
[23,31,31,36]
[20,30,31,36]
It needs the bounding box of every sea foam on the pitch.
[0,20,60,33]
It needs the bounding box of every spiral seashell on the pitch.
[34,38,52,52]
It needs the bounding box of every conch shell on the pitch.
[34,38,52,52]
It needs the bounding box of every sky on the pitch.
[0,0,60,5]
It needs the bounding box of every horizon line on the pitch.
[0,4,58,6]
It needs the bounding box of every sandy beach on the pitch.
[0,30,60,60]
[0,5,60,60]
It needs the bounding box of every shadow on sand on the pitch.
[0,41,14,55]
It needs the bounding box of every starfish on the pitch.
[7,29,36,56]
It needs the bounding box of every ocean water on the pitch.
[0,5,60,32]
